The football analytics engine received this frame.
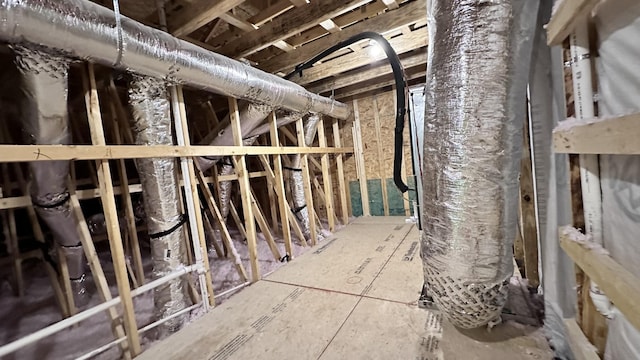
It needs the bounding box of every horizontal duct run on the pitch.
[0,0,350,120]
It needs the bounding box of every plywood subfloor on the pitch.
[139,217,553,360]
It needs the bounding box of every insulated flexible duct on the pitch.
[421,0,535,328]
[195,102,272,172]
[0,0,349,120]
[289,114,321,240]
[13,45,88,304]
[129,75,189,335]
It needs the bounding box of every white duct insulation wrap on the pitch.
[13,45,89,305]
[422,0,537,328]
[0,0,349,120]
[129,75,189,336]
[195,102,272,172]
[289,114,321,241]
[594,1,640,358]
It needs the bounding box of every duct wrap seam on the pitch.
[290,114,321,240]
[14,45,88,292]
[421,0,528,328]
[129,75,189,335]
[0,0,349,120]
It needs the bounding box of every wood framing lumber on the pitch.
[308,51,427,94]
[0,144,353,163]
[259,0,426,74]
[546,0,600,46]
[317,117,336,231]
[169,0,246,37]
[553,113,640,154]
[563,319,601,360]
[83,64,140,356]
[373,97,390,216]
[559,227,640,332]
[217,0,370,58]
[352,100,370,216]
[229,97,260,282]
[292,28,428,85]
[520,114,539,288]
[332,119,349,225]
[268,113,293,256]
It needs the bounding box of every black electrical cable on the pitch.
[285,31,411,193]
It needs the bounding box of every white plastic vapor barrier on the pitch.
[595,0,640,358]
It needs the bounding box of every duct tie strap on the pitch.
[149,213,188,239]
[283,166,302,172]
[33,192,71,209]
[293,205,306,214]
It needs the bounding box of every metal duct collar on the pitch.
[0,0,350,119]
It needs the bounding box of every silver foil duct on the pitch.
[0,0,349,120]
[421,0,533,328]
[14,45,88,300]
[290,114,321,240]
[129,75,189,335]
[195,102,272,172]
[217,137,259,224]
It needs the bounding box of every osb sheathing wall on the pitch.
[340,90,415,217]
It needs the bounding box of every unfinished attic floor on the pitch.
[139,217,553,360]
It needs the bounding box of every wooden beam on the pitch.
[250,190,282,261]
[546,0,600,46]
[559,227,640,332]
[317,117,336,231]
[332,119,349,225]
[0,144,353,163]
[259,0,426,74]
[218,0,370,58]
[308,50,427,94]
[352,100,370,216]
[553,113,640,154]
[169,0,246,37]
[229,97,260,282]
[520,113,539,288]
[563,319,600,360]
[286,1,388,48]
[269,113,293,256]
[293,28,428,85]
[83,64,140,356]
[372,97,389,216]
[218,12,294,52]
[335,68,427,100]
[381,0,399,10]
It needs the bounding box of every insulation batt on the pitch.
[129,75,190,336]
[422,0,526,328]
[13,45,88,303]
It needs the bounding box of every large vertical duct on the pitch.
[129,75,189,335]
[13,45,88,305]
[421,0,536,328]
[289,114,321,240]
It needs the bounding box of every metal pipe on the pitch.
[421,0,537,328]
[0,0,349,119]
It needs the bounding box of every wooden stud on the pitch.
[229,200,249,240]
[520,113,540,288]
[269,113,293,256]
[316,117,336,231]
[295,118,318,245]
[553,112,640,155]
[249,189,282,261]
[352,100,370,216]
[83,63,140,357]
[0,163,24,298]
[228,97,260,282]
[108,102,145,286]
[196,171,248,282]
[202,205,225,258]
[372,97,390,216]
[312,177,339,226]
[174,86,216,307]
[564,319,601,360]
[332,119,349,225]
[546,0,600,46]
[559,227,640,332]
